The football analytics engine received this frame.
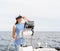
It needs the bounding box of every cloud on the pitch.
[0,0,60,31]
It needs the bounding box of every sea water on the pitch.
[0,31,60,51]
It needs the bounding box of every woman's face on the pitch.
[17,18,23,22]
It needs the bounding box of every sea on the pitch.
[0,31,60,51]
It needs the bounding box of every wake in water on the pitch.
[0,31,60,51]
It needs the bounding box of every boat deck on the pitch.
[19,46,57,51]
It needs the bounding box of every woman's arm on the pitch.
[12,25,16,39]
[22,16,31,22]
[12,25,18,40]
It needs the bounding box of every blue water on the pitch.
[0,31,60,51]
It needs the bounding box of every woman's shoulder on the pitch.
[13,24,16,28]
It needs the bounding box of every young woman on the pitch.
[12,15,30,51]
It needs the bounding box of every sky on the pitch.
[0,0,60,31]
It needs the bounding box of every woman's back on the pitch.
[14,23,25,45]
[16,23,24,38]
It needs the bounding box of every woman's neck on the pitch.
[18,21,22,24]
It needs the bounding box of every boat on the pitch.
[18,21,58,51]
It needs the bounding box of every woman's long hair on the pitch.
[15,20,18,25]
[15,15,22,25]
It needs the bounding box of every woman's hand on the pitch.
[22,16,27,19]
[14,36,18,40]
[22,16,31,22]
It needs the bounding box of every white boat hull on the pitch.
[34,48,57,51]
[18,46,57,51]
[19,46,33,51]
